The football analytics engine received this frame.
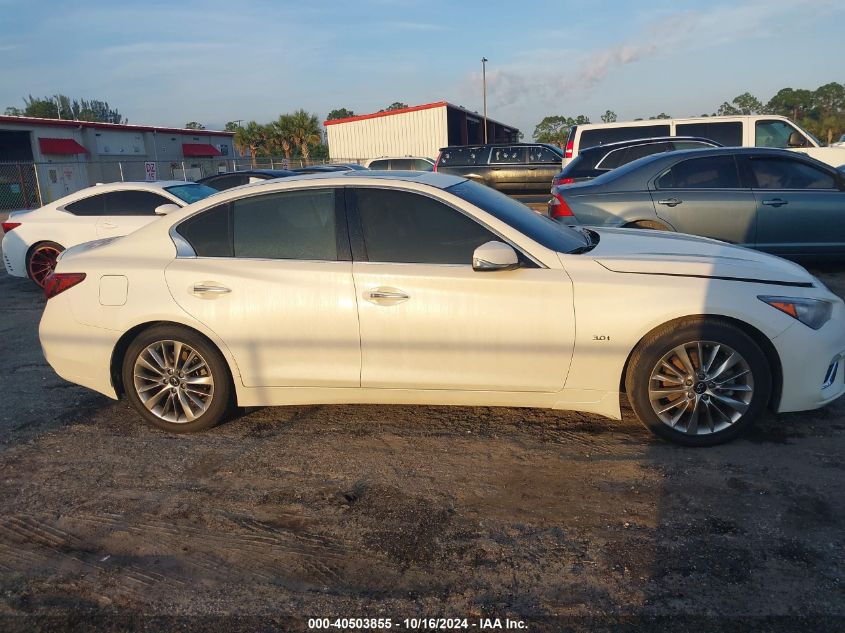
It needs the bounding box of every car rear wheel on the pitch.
[26,241,64,288]
[625,318,771,446]
[122,325,233,433]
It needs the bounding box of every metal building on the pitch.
[324,101,520,161]
[0,116,234,209]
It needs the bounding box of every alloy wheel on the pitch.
[28,244,62,287]
[648,340,754,435]
[132,340,214,423]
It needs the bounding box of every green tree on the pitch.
[532,115,590,146]
[5,94,125,123]
[326,108,355,120]
[649,112,672,119]
[381,102,408,112]
[731,92,763,115]
[600,110,617,123]
[271,114,296,160]
[234,121,268,166]
[184,121,206,130]
[224,121,243,132]
[766,88,814,120]
[288,109,322,161]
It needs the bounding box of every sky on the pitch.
[1,0,843,138]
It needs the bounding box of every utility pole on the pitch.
[481,57,488,143]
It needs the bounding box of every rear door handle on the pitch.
[657,198,682,207]
[761,198,788,207]
[192,283,231,296]
[365,287,410,305]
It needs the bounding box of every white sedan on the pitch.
[2,181,217,286]
[38,172,845,446]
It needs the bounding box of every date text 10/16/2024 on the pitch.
[308,617,528,630]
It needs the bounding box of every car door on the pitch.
[741,154,845,256]
[349,186,574,392]
[164,188,361,387]
[488,146,528,193]
[527,145,564,193]
[650,154,758,246]
[94,190,173,238]
[62,193,109,244]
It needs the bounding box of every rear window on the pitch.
[598,142,673,170]
[437,147,488,167]
[580,125,670,150]
[676,122,742,147]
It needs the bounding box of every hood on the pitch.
[588,227,815,287]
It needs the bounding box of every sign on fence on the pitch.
[144,161,157,181]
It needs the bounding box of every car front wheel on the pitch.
[122,325,232,433]
[625,318,772,446]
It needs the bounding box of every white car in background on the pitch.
[38,172,845,446]
[2,181,217,286]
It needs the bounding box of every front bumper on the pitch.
[774,303,845,413]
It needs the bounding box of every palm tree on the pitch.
[271,114,295,160]
[234,121,267,167]
[288,109,322,162]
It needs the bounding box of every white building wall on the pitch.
[326,106,448,160]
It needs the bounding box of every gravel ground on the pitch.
[0,255,843,633]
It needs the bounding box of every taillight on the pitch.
[433,154,441,172]
[551,176,575,188]
[548,192,574,219]
[43,272,86,299]
[564,139,574,159]
[2,222,21,233]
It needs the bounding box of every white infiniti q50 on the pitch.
[38,172,845,446]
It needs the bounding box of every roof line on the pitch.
[323,100,518,132]
[0,115,234,137]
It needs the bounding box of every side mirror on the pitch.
[154,203,181,216]
[472,241,520,272]
[787,131,807,148]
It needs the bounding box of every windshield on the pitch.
[165,183,218,204]
[446,180,589,253]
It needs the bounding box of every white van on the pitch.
[562,115,845,168]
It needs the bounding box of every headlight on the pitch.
[758,296,833,330]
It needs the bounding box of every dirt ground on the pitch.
[0,257,843,633]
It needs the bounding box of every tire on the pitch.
[625,318,772,447]
[26,241,64,288]
[121,324,233,433]
[624,220,672,231]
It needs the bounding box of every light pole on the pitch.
[481,57,488,143]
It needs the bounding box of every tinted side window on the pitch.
[580,125,670,150]
[103,190,172,216]
[65,194,106,216]
[368,159,389,170]
[656,156,740,189]
[490,146,527,164]
[676,122,742,146]
[233,189,337,260]
[391,159,416,170]
[438,147,487,167]
[672,140,716,151]
[414,159,433,171]
[206,174,247,190]
[355,188,497,264]
[749,158,836,189]
[176,204,233,257]
[528,146,561,163]
[600,143,671,169]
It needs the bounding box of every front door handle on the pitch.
[657,198,682,207]
[192,283,231,296]
[761,198,788,207]
[365,287,410,305]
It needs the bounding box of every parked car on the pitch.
[291,164,367,174]
[2,181,217,286]
[562,115,845,169]
[38,171,844,446]
[364,157,435,171]
[548,147,845,259]
[434,143,565,194]
[552,136,722,186]
[198,169,295,191]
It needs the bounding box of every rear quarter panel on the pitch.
[567,191,660,226]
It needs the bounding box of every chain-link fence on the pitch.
[0,156,368,210]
